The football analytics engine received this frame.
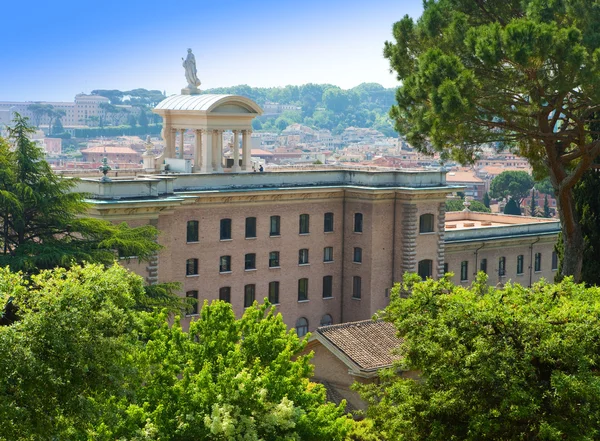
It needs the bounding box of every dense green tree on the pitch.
[482,191,491,208]
[544,194,552,218]
[384,0,600,281]
[503,198,522,215]
[0,263,353,440]
[445,198,490,213]
[0,114,161,273]
[127,113,138,127]
[489,171,534,203]
[138,109,149,128]
[535,177,554,196]
[358,274,600,440]
[530,188,537,216]
[26,103,53,128]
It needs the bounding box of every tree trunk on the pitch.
[556,186,584,282]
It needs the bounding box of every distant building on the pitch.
[445,171,485,200]
[80,145,141,164]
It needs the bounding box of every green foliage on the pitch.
[445,198,490,213]
[530,188,538,216]
[535,177,554,196]
[0,264,353,440]
[358,274,600,440]
[91,88,166,107]
[73,123,162,138]
[544,194,552,218]
[483,191,491,208]
[490,171,534,202]
[0,114,162,273]
[503,198,522,215]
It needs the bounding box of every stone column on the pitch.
[168,128,177,159]
[436,201,446,279]
[401,203,418,274]
[212,130,223,172]
[232,130,240,172]
[178,129,185,159]
[202,130,212,173]
[194,129,203,172]
[241,129,252,171]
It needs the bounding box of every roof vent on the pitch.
[481,221,492,226]
[463,222,475,228]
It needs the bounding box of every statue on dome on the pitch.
[182,49,201,90]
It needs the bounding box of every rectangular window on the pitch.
[186,290,199,315]
[270,215,280,236]
[480,258,487,274]
[299,248,309,265]
[220,218,232,240]
[324,212,334,232]
[352,276,362,299]
[535,252,542,272]
[552,251,558,271]
[323,247,333,262]
[219,286,231,303]
[245,217,257,239]
[517,255,524,275]
[443,263,449,274]
[354,213,363,233]
[353,247,362,263]
[219,255,231,273]
[460,261,469,282]
[499,257,506,276]
[187,220,199,242]
[245,253,256,270]
[268,281,280,304]
[322,275,333,298]
[419,214,434,233]
[269,251,280,268]
[299,214,310,234]
[298,278,309,301]
[244,284,255,307]
[186,258,198,276]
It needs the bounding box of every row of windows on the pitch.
[187,213,365,242]
[186,247,364,275]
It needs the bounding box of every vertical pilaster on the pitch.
[202,130,212,173]
[169,128,177,159]
[178,129,185,159]
[436,201,446,278]
[401,203,418,274]
[194,129,203,172]
[232,130,240,172]
[214,129,223,173]
[241,129,251,171]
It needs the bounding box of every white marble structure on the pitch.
[152,94,263,173]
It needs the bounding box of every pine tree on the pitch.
[483,192,491,209]
[530,188,537,217]
[504,198,521,215]
[544,194,551,218]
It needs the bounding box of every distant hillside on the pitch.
[204,83,398,137]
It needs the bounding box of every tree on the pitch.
[26,103,53,128]
[138,109,148,128]
[503,198,522,215]
[127,113,138,127]
[0,263,353,440]
[0,114,161,273]
[489,171,534,203]
[530,188,537,217]
[544,194,552,218]
[445,198,490,213]
[384,1,600,281]
[483,191,491,208]
[357,274,600,440]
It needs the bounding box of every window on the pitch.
[353,276,362,299]
[444,263,449,274]
[552,251,558,271]
[186,290,198,315]
[324,212,334,232]
[354,213,363,233]
[480,258,487,274]
[535,252,542,272]
[296,317,309,337]
[245,253,256,270]
[418,259,433,279]
[219,286,231,303]
[269,251,280,268]
[186,258,198,276]
[323,247,334,262]
[499,257,506,276]
[517,255,524,275]
[320,314,333,326]
[299,248,309,265]
[244,284,255,307]
[419,213,434,233]
[245,217,257,238]
[270,215,280,236]
[353,247,362,263]
[460,261,469,281]
[220,218,232,240]
[298,278,309,301]
[219,255,231,273]
[187,220,199,242]
[268,281,280,304]
[299,214,310,234]
[322,275,333,298]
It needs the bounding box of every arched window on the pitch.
[417,259,433,279]
[419,214,435,233]
[320,314,333,327]
[296,317,309,337]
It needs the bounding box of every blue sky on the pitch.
[0,0,423,101]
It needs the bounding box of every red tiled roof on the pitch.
[317,320,401,371]
[80,146,139,155]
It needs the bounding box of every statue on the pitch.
[182,48,201,90]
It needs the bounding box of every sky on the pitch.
[0,0,424,102]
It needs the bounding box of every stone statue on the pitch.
[182,49,201,90]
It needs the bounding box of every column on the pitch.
[202,130,212,173]
[194,129,203,172]
[215,129,223,173]
[178,129,185,159]
[232,130,240,172]
[168,128,177,159]
[241,129,251,171]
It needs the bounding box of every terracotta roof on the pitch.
[316,320,401,371]
[445,171,484,183]
[80,146,139,155]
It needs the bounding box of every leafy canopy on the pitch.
[358,273,600,440]
[490,170,535,201]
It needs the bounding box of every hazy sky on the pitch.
[1,0,423,102]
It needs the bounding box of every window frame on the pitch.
[534,252,542,272]
[353,247,362,263]
[244,284,255,308]
[324,212,334,233]
[417,259,433,279]
[320,314,333,327]
[499,256,506,276]
[552,251,558,271]
[323,246,334,262]
[352,276,362,299]
[220,218,232,240]
[219,286,231,303]
[322,275,333,298]
[419,213,435,234]
[460,260,469,282]
[186,258,199,276]
[517,255,524,275]
[298,248,309,265]
[186,220,199,243]
[270,215,281,236]
[268,281,280,304]
[354,213,363,233]
[298,278,309,301]
[244,253,256,271]
[299,214,310,234]
[186,290,199,315]
[245,217,257,239]
[219,255,231,273]
[296,317,309,337]
[269,251,280,268]
[480,258,487,274]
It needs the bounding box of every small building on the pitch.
[80,146,141,164]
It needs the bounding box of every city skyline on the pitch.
[1,0,423,102]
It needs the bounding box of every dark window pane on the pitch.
[322,275,333,298]
[269,251,280,268]
[186,290,198,315]
[269,281,280,304]
[417,259,432,279]
[324,212,334,232]
[219,287,231,303]
[419,214,434,233]
[480,258,487,274]
[299,249,309,265]
[320,314,333,326]
[353,247,362,263]
[245,217,256,238]
[187,220,199,242]
[517,255,524,275]
[219,255,231,273]
[352,276,362,299]
[323,247,333,262]
[296,317,309,337]
[270,215,280,236]
[460,261,468,281]
[299,214,310,234]
[245,253,256,270]
[354,213,363,233]
[298,278,308,301]
[244,284,255,307]
[186,258,198,276]
[220,218,232,240]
